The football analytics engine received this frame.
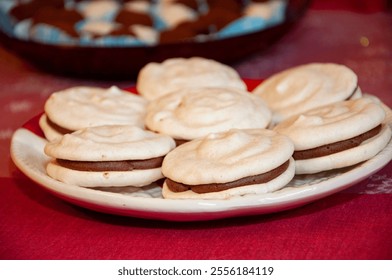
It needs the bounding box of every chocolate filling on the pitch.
[293,124,382,160]
[166,160,290,194]
[174,138,189,146]
[115,10,153,27]
[32,7,83,37]
[46,117,74,135]
[10,0,64,21]
[56,156,165,172]
[159,3,241,43]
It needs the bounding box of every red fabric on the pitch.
[1,0,392,260]
[1,175,392,260]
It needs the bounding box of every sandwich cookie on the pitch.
[39,86,148,141]
[252,63,362,125]
[274,97,392,174]
[136,57,247,101]
[44,125,176,187]
[145,87,271,144]
[161,129,295,200]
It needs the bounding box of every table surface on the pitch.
[1,0,392,260]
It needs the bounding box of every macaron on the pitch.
[136,57,247,101]
[44,125,176,187]
[39,86,148,141]
[145,86,271,144]
[161,129,295,199]
[274,97,391,174]
[252,63,362,125]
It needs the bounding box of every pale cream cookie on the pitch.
[274,97,391,174]
[40,86,148,141]
[253,63,362,125]
[136,57,247,101]
[44,125,176,187]
[145,86,271,143]
[161,129,295,199]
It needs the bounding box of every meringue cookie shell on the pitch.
[162,129,294,185]
[145,87,271,140]
[136,57,247,101]
[44,86,148,131]
[44,125,176,161]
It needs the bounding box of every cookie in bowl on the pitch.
[161,129,295,199]
[145,86,271,145]
[252,63,362,125]
[274,97,392,174]
[39,85,148,141]
[44,125,176,187]
[136,57,247,101]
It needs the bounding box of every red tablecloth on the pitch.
[1,0,392,260]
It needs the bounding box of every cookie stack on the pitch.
[41,57,392,200]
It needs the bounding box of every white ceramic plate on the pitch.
[10,100,392,221]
